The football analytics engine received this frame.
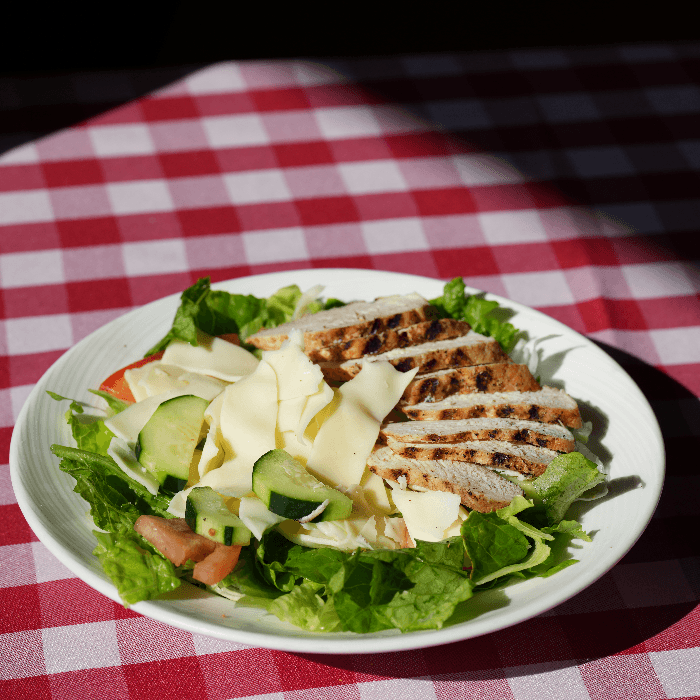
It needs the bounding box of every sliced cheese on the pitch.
[238,496,286,539]
[125,362,227,402]
[263,330,325,400]
[198,392,225,478]
[389,486,462,543]
[198,359,278,497]
[107,436,160,495]
[306,361,418,490]
[161,329,259,381]
[104,389,184,445]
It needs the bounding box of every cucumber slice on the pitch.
[136,394,209,494]
[185,486,251,546]
[252,449,353,522]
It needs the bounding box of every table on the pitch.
[2,44,699,699]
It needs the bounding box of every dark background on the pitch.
[2,1,695,74]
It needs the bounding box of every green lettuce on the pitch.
[231,533,473,633]
[430,277,519,351]
[51,444,172,534]
[522,452,606,526]
[47,391,115,456]
[461,496,591,587]
[146,277,344,356]
[93,531,182,605]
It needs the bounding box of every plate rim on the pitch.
[10,268,665,654]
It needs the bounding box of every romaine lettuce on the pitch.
[431,277,519,352]
[146,277,344,356]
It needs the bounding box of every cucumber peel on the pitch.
[252,449,352,522]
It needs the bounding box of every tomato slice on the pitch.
[99,351,164,403]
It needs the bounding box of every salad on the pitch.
[49,277,606,635]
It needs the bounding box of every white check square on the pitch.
[202,114,269,148]
[453,154,523,185]
[621,261,698,299]
[0,190,53,225]
[361,218,428,254]
[314,106,382,139]
[107,180,174,215]
[242,228,309,264]
[479,210,548,245]
[88,124,155,157]
[338,160,408,195]
[0,142,39,164]
[31,541,75,583]
[0,630,46,679]
[502,270,574,308]
[650,327,700,365]
[42,621,121,674]
[506,662,590,700]
[122,238,188,276]
[186,62,246,94]
[224,169,291,205]
[650,647,700,698]
[0,543,35,588]
[5,314,73,355]
[0,248,65,288]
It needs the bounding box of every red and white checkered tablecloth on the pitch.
[2,43,700,699]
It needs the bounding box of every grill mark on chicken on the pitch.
[395,358,414,373]
[364,335,382,354]
[424,320,442,341]
[387,313,402,329]
[475,369,492,392]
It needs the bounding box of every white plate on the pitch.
[10,269,664,654]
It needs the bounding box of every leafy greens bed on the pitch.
[50,277,605,634]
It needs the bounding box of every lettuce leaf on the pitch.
[430,277,519,351]
[248,533,472,633]
[461,496,591,586]
[267,580,341,633]
[525,452,606,526]
[47,391,115,457]
[146,277,345,356]
[51,444,172,534]
[93,531,181,605]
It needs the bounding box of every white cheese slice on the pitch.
[107,436,160,495]
[306,361,418,490]
[238,496,286,539]
[199,359,278,497]
[198,392,225,478]
[389,487,462,543]
[263,330,325,400]
[125,362,227,402]
[161,329,259,381]
[278,429,312,463]
[104,389,184,445]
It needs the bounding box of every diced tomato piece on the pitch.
[193,544,242,585]
[99,351,164,403]
[134,515,216,566]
